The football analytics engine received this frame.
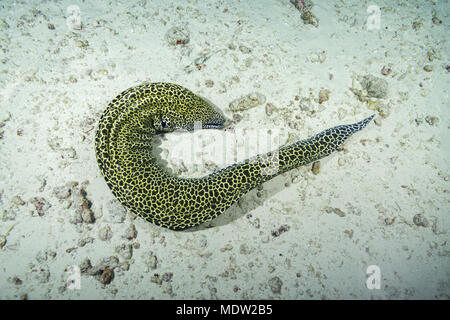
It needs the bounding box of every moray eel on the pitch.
[95,82,374,230]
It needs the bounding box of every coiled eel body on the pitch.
[95,82,374,230]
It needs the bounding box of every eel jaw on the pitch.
[180,117,226,131]
[202,117,226,129]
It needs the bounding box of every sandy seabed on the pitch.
[0,0,448,299]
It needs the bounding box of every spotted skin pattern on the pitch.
[95,82,374,230]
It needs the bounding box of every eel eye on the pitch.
[160,119,169,128]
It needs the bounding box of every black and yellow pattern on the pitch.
[95,82,374,230]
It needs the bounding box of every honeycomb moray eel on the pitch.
[95,82,374,231]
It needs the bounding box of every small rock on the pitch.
[53,184,72,200]
[30,197,51,216]
[115,243,133,260]
[104,199,127,223]
[0,19,10,31]
[265,103,275,116]
[307,50,327,64]
[220,243,233,252]
[432,15,442,25]
[423,65,433,72]
[301,10,319,27]
[239,244,250,255]
[11,195,25,206]
[291,0,318,27]
[326,207,346,217]
[78,237,94,247]
[311,161,320,175]
[122,224,137,240]
[239,45,252,54]
[413,214,429,227]
[38,177,47,192]
[80,203,95,223]
[384,217,396,225]
[165,26,190,45]
[318,89,329,104]
[10,276,22,285]
[271,224,290,237]
[76,40,89,48]
[61,147,77,159]
[100,267,114,285]
[249,217,260,229]
[291,0,313,11]
[268,276,283,294]
[65,247,76,253]
[79,259,93,274]
[73,187,95,223]
[412,21,422,30]
[360,75,388,99]
[145,252,158,270]
[427,50,437,62]
[98,225,112,241]
[197,236,208,247]
[31,264,50,283]
[425,115,439,126]
[162,272,173,282]
[36,250,56,263]
[344,229,354,238]
[381,66,391,76]
[132,242,140,249]
[229,92,266,112]
[84,256,119,282]
[47,23,55,30]
[151,274,162,285]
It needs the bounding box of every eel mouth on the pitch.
[176,117,226,131]
[202,117,226,129]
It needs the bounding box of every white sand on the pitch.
[0,0,448,299]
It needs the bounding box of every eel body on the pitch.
[95,82,374,230]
